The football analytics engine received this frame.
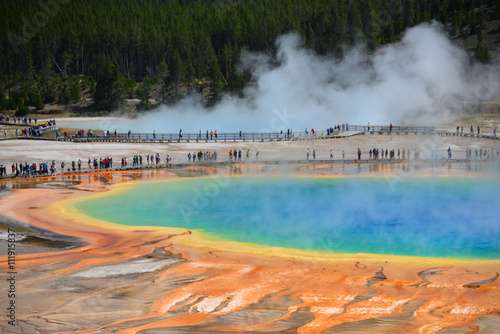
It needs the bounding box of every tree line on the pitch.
[0,0,497,114]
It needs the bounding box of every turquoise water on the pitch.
[74,176,500,259]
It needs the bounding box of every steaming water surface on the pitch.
[74,176,500,259]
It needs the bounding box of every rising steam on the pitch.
[107,21,499,133]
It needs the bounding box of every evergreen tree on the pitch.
[34,94,44,110]
[168,49,185,98]
[207,57,223,106]
[347,3,363,45]
[122,78,136,99]
[403,0,415,27]
[58,83,72,105]
[475,42,490,63]
[0,89,6,110]
[42,84,57,104]
[156,60,169,87]
[9,91,22,111]
[70,79,81,102]
[93,59,123,110]
[137,79,152,108]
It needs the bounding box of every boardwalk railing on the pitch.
[38,125,57,134]
[0,120,57,134]
[0,120,46,127]
[70,131,341,142]
[52,125,436,142]
[347,125,435,133]
[18,125,495,143]
[67,130,366,142]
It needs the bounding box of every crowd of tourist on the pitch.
[1,117,57,138]
[303,147,500,161]
[188,151,219,163]
[456,125,498,137]
[305,147,417,161]
[0,161,56,177]
[0,115,41,125]
[1,144,499,179]
[465,148,499,160]
[0,151,172,178]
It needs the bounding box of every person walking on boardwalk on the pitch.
[330,149,333,160]
[307,148,310,160]
[313,149,316,160]
[358,148,361,160]
[179,129,183,139]
[477,126,480,136]
[153,130,156,139]
[367,122,370,131]
[448,147,452,159]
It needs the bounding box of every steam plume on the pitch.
[109,21,499,133]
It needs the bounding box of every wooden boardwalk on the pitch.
[6,130,365,143]
[1,125,499,142]
[1,125,436,143]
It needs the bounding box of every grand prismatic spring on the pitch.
[73,176,500,260]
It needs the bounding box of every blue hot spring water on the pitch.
[74,176,500,259]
